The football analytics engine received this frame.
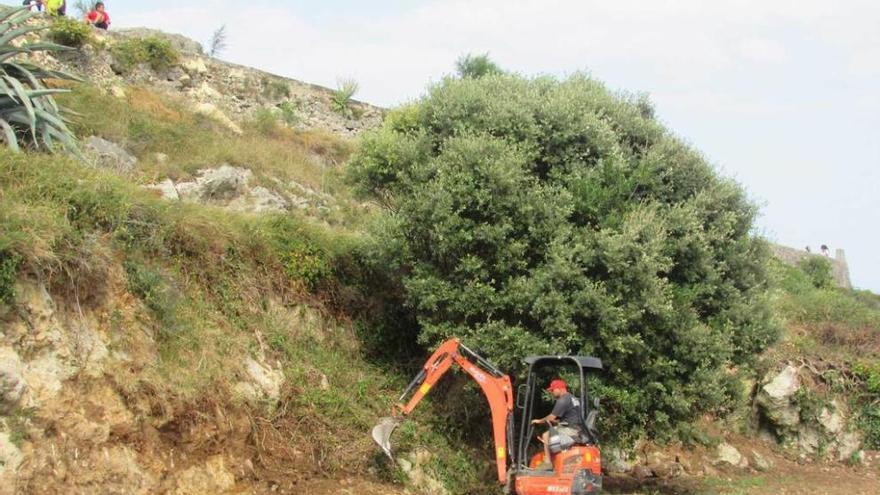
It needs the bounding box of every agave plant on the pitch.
[0,7,81,153]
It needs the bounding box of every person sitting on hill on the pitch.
[84,2,110,30]
[44,0,64,16]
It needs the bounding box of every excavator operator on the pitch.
[530,378,583,470]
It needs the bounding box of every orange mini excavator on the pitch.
[372,338,604,494]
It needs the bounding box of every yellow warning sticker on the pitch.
[497,447,506,459]
[584,452,592,463]
[419,384,432,395]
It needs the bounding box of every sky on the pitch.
[107,0,879,291]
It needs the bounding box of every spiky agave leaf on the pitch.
[0,7,81,154]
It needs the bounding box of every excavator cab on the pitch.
[513,355,603,494]
[372,338,604,494]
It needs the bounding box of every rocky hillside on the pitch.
[2,16,879,495]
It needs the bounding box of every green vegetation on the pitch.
[351,69,778,444]
[455,52,502,79]
[49,17,93,48]
[332,77,359,117]
[58,85,355,203]
[262,76,291,100]
[0,250,19,305]
[770,259,880,448]
[111,36,180,73]
[797,256,834,288]
[0,8,80,153]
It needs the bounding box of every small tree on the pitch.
[0,8,80,153]
[455,52,502,79]
[208,24,228,58]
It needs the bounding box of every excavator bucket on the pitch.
[371,416,402,459]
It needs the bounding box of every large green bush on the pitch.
[350,71,777,441]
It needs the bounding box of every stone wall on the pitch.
[771,244,852,289]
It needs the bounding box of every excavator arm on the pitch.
[372,338,515,485]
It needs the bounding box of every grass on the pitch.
[111,37,180,73]
[57,86,356,202]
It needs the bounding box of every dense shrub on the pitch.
[111,37,179,73]
[350,71,778,441]
[49,17,92,48]
[798,256,834,289]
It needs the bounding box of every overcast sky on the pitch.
[107,0,879,291]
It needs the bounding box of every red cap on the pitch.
[546,379,567,392]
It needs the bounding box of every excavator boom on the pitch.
[372,338,515,484]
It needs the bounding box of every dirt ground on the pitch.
[606,455,880,495]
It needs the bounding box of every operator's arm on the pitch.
[531,395,569,425]
[531,413,558,425]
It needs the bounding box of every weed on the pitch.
[124,259,179,337]
[49,17,93,48]
[331,77,359,117]
[111,37,180,73]
[0,250,20,305]
[277,100,302,126]
[262,77,290,100]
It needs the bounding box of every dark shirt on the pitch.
[551,393,583,427]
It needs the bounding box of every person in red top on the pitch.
[84,2,110,30]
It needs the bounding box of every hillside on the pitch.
[1,13,879,495]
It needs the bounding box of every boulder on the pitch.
[751,451,773,471]
[181,57,208,76]
[602,447,633,474]
[84,136,138,173]
[0,431,22,481]
[837,431,862,462]
[170,455,235,495]
[818,403,844,435]
[0,347,26,413]
[234,357,284,405]
[176,165,252,202]
[145,179,179,200]
[398,449,450,495]
[228,186,288,213]
[193,102,242,135]
[756,365,801,433]
[714,442,748,468]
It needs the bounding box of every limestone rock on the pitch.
[176,165,252,202]
[171,455,235,495]
[228,186,288,213]
[715,442,748,468]
[398,449,450,495]
[145,179,179,200]
[0,431,23,483]
[837,431,862,462]
[0,347,26,413]
[797,427,820,454]
[756,365,801,434]
[751,451,773,471]
[84,136,138,173]
[193,102,242,135]
[236,357,284,404]
[181,57,208,75]
[818,404,844,435]
[601,447,633,474]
